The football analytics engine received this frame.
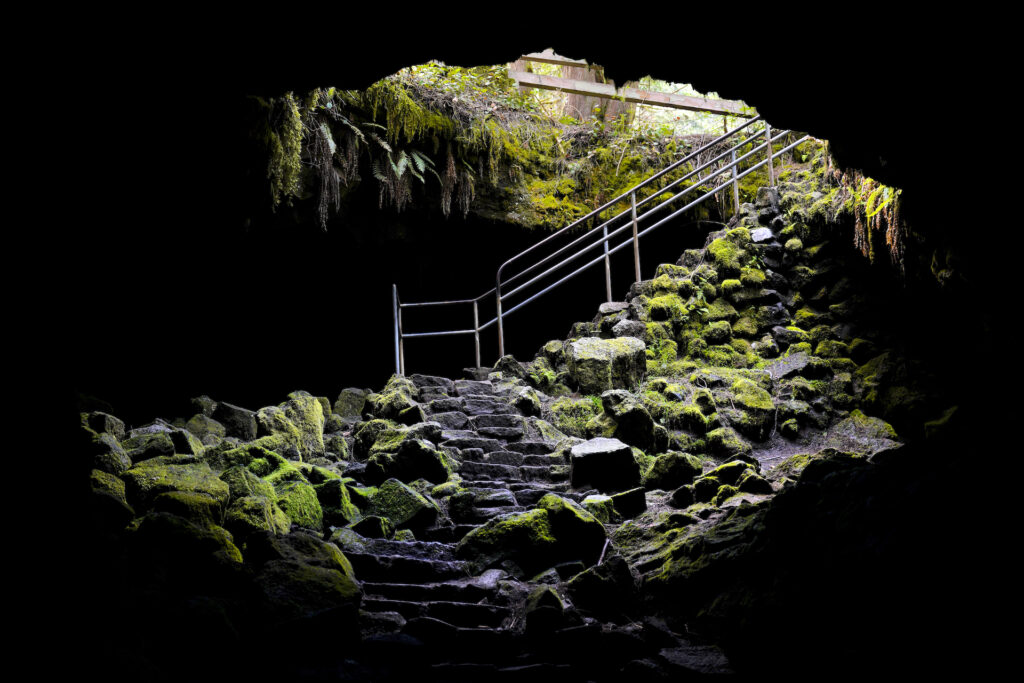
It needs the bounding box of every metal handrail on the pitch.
[392,115,809,375]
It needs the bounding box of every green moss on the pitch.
[707,237,744,277]
[703,298,738,323]
[721,279,743,297]
[739,267,766,287]
[274,480,323,530]
[550,396,601,438]
[647,293,689,322]
[785,237,804,252]
[225,495,291,537]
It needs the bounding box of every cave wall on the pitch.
[57,25,996,422]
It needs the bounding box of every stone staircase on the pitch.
[336,373,732,680]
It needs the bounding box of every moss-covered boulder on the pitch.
[367,375,419,421]
[550,396,601,438]
[365,437,451,485]
[457,508,556,575]
[224,495,291,538]
[122,461,231,510]
[370,478,439,530]
[152,491,225,526]
[725,379,776,441]
[274,480,323,531]
[536,494,607,565]
[334,388,369,417]
[581,494,619,524]
[643,451,703,490]
[281,391,327,457]
[566,337,646,394]
[219,464,275,501]
[185,414,226,444]
[129,512,243,569]
[314,478,361,527]
[594,391,659,452]
[81,426,132,475]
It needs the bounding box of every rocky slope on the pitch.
[76,152,956,680]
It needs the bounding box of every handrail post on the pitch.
[472,300,481,369]
[392,284,402,376]
[731,148,740,214]
[765,123,775,188]
[397,294,406,376]
[602,220,612,302]
[496,286,505,359]
[630,191,641,283]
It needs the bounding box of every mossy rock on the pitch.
[370,478,439,530]
[220,464,276,501]
[314,478,362,527]
[550,396,601,438]
[151,491,224,526]
[456,508,557,576]
[368,375,419,421]
[274,480,323,531]
[536,493,607,565]
[82,427,132,475]
[122,461,231,511]
[706,427,752,458]
[365,438,451,486]
[130,512,243,569]
[185,414,226,444]
[581,494,619,524]
[643,451,703,490]
[224,495,291,538]
[565,337,646,394]
[707,237,744,277]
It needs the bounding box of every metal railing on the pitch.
[392,115,810,375]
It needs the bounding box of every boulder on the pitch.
[122,461,231,510]
[370,479,439,530]
[212,402,257,441]
[565,337,646,394]
[643,451,703,490]
[569,438,642,493]
[536,494,607,566]
[455,508,558,576]
[223,495,291,538]
[365,438,451,485]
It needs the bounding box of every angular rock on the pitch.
[565,337,646,394]
[212,402,257,441]
[569,438,642,493]
[371,479,439,530]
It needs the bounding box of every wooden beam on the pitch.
[521,52,594,70]
[509,71,754,117]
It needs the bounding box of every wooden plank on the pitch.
[521,52,593,69]
[509,71,754,117]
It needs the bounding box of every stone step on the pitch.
[470,488,518,507]
[478,426,524,441]
[403,617,522,663]
[362,598,511,628]
[430,411,471,430]
[461,450,525,466]
[462,396,516,416]
[505,440,556,455]
[442,431,505,452]
[410,374,455,393]
[355,538,458,562]
[426,397,466,415]
[457,460,522,481]
[522,454,562,467]
[362,570,505,603]
[454,380,494,397]
[512,487,578,506]
[419,525,477,543]
[520,464,568,483]
[346,552,470,583]
[469,414,524,429]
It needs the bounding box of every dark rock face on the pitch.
[569,438,642,493]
